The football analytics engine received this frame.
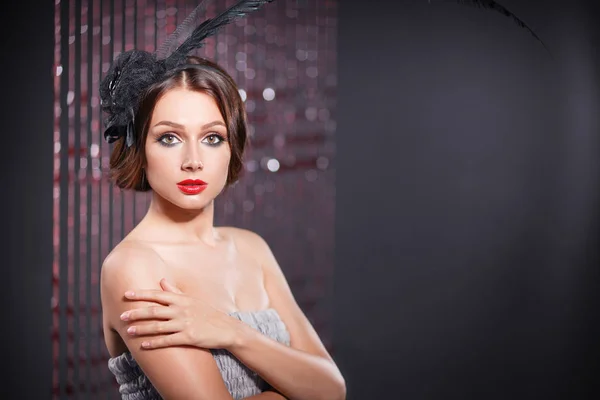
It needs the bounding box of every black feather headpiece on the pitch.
[99,0,275,147]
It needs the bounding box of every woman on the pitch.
[98,2,346,399]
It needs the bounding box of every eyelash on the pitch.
[155,133,227,147]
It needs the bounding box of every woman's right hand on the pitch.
[119,278,242,350]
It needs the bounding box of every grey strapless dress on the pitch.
[107,308,290,400]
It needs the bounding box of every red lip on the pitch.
[177,179,207,185]
[177,179,208,195]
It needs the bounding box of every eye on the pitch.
[157,133,181,147]
[202,133,226,146]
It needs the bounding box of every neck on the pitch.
[142,191,221,246]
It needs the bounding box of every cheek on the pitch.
[213,150,232,180]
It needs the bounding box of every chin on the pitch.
[173,195,214,210]
[153,188,215,211]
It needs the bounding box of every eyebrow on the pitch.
[152,120,226,130]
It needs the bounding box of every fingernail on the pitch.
[125,291,135,297]
[127,326,136,334]
[120,312,129,321]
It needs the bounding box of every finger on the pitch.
[141,332,190,349]
[160,278,183,294]
[124,289,179,305]
[120,305,175,322]
[126,320,183,337]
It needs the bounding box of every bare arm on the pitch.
[101,243,234,400]
[245,390,287,399]
[228,230,346,400]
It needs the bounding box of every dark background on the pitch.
[2,0,599,398]
[333,0,599,398]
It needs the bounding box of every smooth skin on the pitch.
[100,88,346,400]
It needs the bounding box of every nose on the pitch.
[181,145,204,172]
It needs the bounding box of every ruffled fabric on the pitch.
[107,308,290,400]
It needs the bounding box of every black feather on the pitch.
[165,0,275,69]
[156,0,212,60]
[446,0,551,55]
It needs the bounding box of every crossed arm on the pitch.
[101,233,346,400]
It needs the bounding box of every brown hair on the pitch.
[108,56,247,191]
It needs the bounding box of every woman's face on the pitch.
[144,87,231,210]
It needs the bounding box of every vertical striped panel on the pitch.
[53,1,337,398]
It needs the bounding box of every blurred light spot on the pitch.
[306,66,319,78]
[80,158,88,169]
[238,89,247,102]
[217,42,228,54]
[260,157,270,169]
[273,135,285,148]
[236,52,247,62]
[244,25,256,35]
[296,49,307,61]
[307,50,318,61]
[90,143,99,158]
[54,142,61,154]
[81,25,88,34]
[56,65,63,76]
[245,68,256,79]
[316,156,329,170]
[263,88,275,101]
[243,200,254,212]
[236,61,247,71]
[245,160,258,172]
[267,158,280,172]
[67,91,74,105]
[305,107,318,121]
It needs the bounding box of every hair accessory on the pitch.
[100,0,275,147]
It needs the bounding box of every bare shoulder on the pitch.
[218,226,272,259]
[100,240,171,329]
[219,226,267,244]
[101,240,168,291]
